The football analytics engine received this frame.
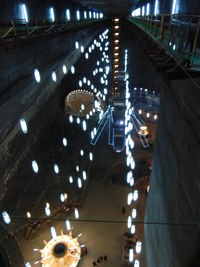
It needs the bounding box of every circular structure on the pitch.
[65,89,102,117]
[40,233,81,267]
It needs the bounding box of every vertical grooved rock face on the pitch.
[141,78,200,267]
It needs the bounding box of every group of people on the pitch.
[93,255,107,266]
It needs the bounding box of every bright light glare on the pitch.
[76,10,80,20]
[75,208,79,219]
[82,170,87,180]
[52,71,57,82]
[34,68,40,83]
[50,7,55,22]
[20,118,28,134]
[32,160,39,173]
[146,3,150,16]
[66,219,71,230]
[82,120,87,131]
[129,248,134,262]
[62,137,67,147]
[2,211,11,224]
[78,178,82,188]
[69,176,73,183]
[154,0,158,16]
[22,4,28,23]
[62,65,67,74]
[89,152,93,161]
[134,260,140,267]
[136,241,142,254]
[54,164,59,174]
[172,0,177,14]
[25,262,31,267]
[51,226,57,240]
[66,9,70,21]
[71,66,75,74]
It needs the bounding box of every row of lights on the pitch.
[131,0,178,17]
[112,18,120,95]
[20,3,103,23]
[124,50,141,267]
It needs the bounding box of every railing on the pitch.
[0,17,103,43]
[128,14,200,68]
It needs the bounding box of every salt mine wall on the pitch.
[142,77,200,267]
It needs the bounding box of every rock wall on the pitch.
[0,24,102,200]
[141,77,200,267]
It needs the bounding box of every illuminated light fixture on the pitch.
[114,58,119,62]
[60,193,65,202]
[75,41,79,49]
[154,114,158,120]
[138,109,142,114]
[173,44,176,51]
[26,211,31,218]
[80,149,84,156]
[34,68,41,83]
[74,208,79,219]
[76,117,80,124]
[127,216,132,229]
[114,18,119,22]
[22,3,28,23]
[32,160,39,173]
[50,7,55,22]
[45,206,51,216]
[86,114,89,120]
[134,260,140,267]
[66,219,71,230]
[127,193,132,205]
[85,52,89,59]
[154,0,158,16]
[79,80,82,87]
[114,52,119,56]
[82,170,87,180]
[172,0,177,14]
[84,11,87,19]
[114,32,119,36]
[51,71,57,82]
[146,112,150,118]
[146,3,150,16]
[147,185,150,193]
[69,115,73,123]
[71,66,75,74]
[136,241,142,254]
[20,118,28,134]
[62,65,67,74]
[132,209,137,219]
[131,224,135,234]
[114,47,119,50]
[78,177,82,188]
[25,262,31,267]
[2,211,11,224]
[51,226,57,240]
[130,177,134,186]
[114,40,119,43]
[76,165,79,172]
[82,120,87,131]
[89,152,93,161]
[142,6,145,16]
[54,164,59,174]
[80,46,84,53]
[133,190,138,201]
[138,125,148,136]
[114,25,119,29]
[76,10,80,21]
[83,77,87,83]
[129,248,134,263]
[69,176,73,183]
[66,9,70,21]
[93,11,96,19]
